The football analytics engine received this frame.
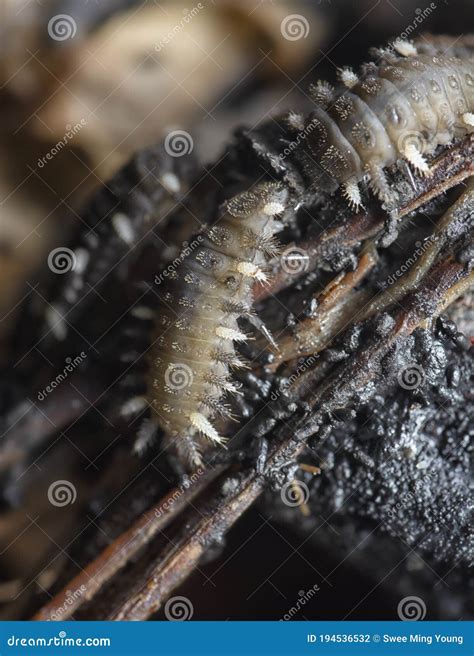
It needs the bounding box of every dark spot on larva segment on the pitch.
[466,73,474,86]
[146,182,289,469]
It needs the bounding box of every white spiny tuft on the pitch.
[263,201,285,216]
[236,261,267,282]
[393,39,417,57]
[338,67,358,88]
[342,179,363,210]
[309,80,334,107]
[121,396,148,416]
[189,412,226,444]
[403,144,431,175]
[462,112,474,127]
[215,326,248,341]
[112,212,135,245]
[286,111,305,131]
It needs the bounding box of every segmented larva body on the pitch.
[145,183,288,466]
[289,38,474,208]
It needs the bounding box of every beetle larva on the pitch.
[287,36,474,209]
[126,183,288,467]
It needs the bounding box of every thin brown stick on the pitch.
[33,465,225,621]
[255,134,474,302]
[31,143,474,623]
[100,255,472,620]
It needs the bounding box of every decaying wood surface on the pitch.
[33,172,473,620]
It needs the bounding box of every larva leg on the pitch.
[365,161,397,205]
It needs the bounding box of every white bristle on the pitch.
[263,201,285,216]
[189,412,225,444]
[393,39,417,57]
[339,67,358,88]
[215,326,248,341]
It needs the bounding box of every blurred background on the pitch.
[0,0,471,620]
